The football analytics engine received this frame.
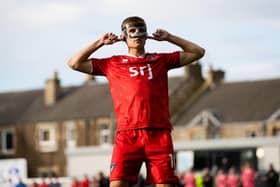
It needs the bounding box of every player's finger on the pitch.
[147,36,155,40]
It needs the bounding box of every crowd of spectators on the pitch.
[3,162,279,187]
[178,162,279,187]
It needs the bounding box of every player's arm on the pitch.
[150,29,205,66]
[68,32,119,74]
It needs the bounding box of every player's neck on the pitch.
[128,48,145,57]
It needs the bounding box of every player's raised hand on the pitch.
[100,32,120,45]
[150,29,170,41]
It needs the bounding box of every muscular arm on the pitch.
[68,32,119,74]
[151,29,205,66]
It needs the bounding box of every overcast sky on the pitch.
[1,0,279,92]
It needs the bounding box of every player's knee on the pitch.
[155,184,174,187]
[110,180,129,187]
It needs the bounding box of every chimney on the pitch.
[184,62,204,82]
[45,71,60,106]
[207,65,225,86]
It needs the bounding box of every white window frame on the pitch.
[38,123,57,152]
[65,122,76,148]
[99,124,110,146]
[0,128,15,154]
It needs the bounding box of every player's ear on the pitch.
[119,32,125,41]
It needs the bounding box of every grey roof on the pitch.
[0,83,114,124]
[2,77,279,126]
[175,78,280,126]
[0,77,184,124]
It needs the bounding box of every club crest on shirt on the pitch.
[148,55,155,60]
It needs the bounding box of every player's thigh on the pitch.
[145,130,178,185]
[110,130,144,183]
[155,184,174,187]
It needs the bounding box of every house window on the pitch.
[66,125,76,148]
[208,127,220,139]
[246,131,256,138]
[0,128,15,154]
[38,166,58,177]
[272,128,280,136]
[5,131,13,150]
[38,125,57,152]
[99,124,110,145]
[41,130,50,141]
[209,132,220,139]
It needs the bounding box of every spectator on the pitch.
[71,177,80,187]
[184,167,196,187]
[49,177,61,187]
[241,162,256,187]
[227,167,240,187]
[81,174,91,187]
[39,178,48,187]
[177,172,185,187]
[195,174,203,187]
[91,176,99,187]
[202,167,213,187]
[30,180,39,187]
[265,163,279,187]
[97,172,109,187]
[15,178,26,187]
[215,169,227,187]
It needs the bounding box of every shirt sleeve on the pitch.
[162,51,181,70]
[89,57,110,76]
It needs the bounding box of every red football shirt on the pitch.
[90,52,181,130]
[227,174,239,187]
[184,172,196,187]
[241,168,255,187]
[215,174,228,187]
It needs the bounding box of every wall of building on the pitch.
[66,146,112,177]
[173,121,265,141]
[15,122,66,177]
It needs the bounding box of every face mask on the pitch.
[121,22,147,39]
